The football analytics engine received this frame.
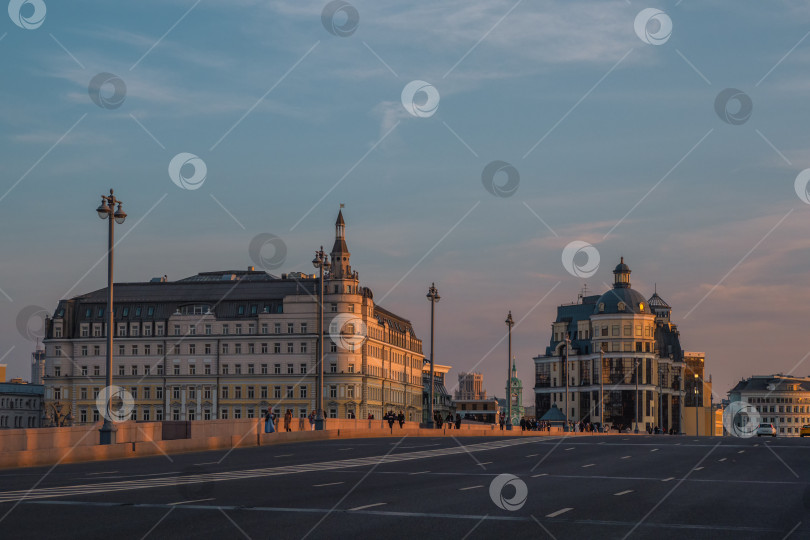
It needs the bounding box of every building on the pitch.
[41,211,425,425]
[31,346,45,385]
[504,363,525,426]
[455,372,485,400]
[728,375,810,437]
[0,381,44,429]
[422,362,453,423]
[533,258,697,433]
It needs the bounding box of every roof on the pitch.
[539,404,567,422]
[648,292,671,309]
[729,375,810,394]
[594,287,648,315]
[613,257,630,275]
[0,383,44,395]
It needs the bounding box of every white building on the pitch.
[728,375,810,437]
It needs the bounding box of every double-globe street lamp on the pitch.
[312,247,330,431]
[505,311,514,431]
[95,189,126,445]
[563,334,570,432]
[634,358,640,434]
[694,373,699,437]
[426,283,440,428]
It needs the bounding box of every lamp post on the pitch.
[600,349,604,430]
[564,334,570,432]
[425,283,440,428]
[634,358,640,434]
[312,247,330,431]
[694,373,699,437]
[505,311,514,431]
[96,189,126,445]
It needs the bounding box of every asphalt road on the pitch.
[0,434,809,539]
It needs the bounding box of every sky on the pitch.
[2,0,810,405]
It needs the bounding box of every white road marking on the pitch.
[338,448,353,451]
[718,458,727,462]
[531,473,548,478]
[274,454,294,457]
[478,462,492,466]
[614,490,633,496]
[313,482,344,487]
[349,502,387,511]
[194,462,219,466]
[459,485,484,491]
[621,456,631,459]
[565,447,574,451]
[651,449,659,452]
[525,454,539,457]
[86,471,118,476]
[662,477,675,482]
[582,464,595,468]
[694,466,704,471]
[546,507,573,518]
[409,471,429,475]
[738,450,745,454]
[754,444,759,447]
[168,498,214,505]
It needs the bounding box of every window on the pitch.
[93,345,101,356]
[330,304,337,312]
[274,343,281,354]
[348,386,354,398]
[157,344,164,355]
[204,387,211,399]
[287,343,294,354]
[205,343,211,355]
[330,342,337,353]
[131,365,138,375]
[157,364,164,375]
[234,408,242,419]
[273,386,281,399]
[300,363,307,374]
[173,364,180,375]
[81,325,89,337]
[274,323,281,334]
[300,343,308,354]
[274,364,281,374]
[261,343,268,354]
[173,325,180,336]
[262,323,268,334]
[188,387,196,399]
[93,365,100,376]
[118,365,125,376]
[80,387,88,399]
[235,343,242,355]
[300,386,307,399]
[235,386,242,399]
[119,345,126,356]
[287,363,294,374]
[189,344,196,355]
[286,386,294,398]
[221,409,228,420]
[130,387,138,399]
[301,323,308,333]
[205,324,212,335]
[143,409,150,421]
[261,364,268,374]
[287,323,294,334]
[248,363,255,374]
[156,387,163,399]
[132,325,140,337]
[221,386,229,399]
[330,385,337,398]
[189,364,196,375]
[80,409,87,423]
[348,364,354,373]
[261,386,268,398]
[329,408,337,419]
[204,409,211,420]
[156,324,164,336]
[222,324,229,335]
[235,364,242,375]
[247,386,255,399]
[222,364,229,374]
[144,387,151,399]
[248,343,255,354]
[81,346,88,356]
[173,387,180,399]
[236,324,242,335]
[148,306,155,316]
[330,363,337,373]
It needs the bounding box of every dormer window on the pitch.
[598,303,605,312]
[617,302,626,311]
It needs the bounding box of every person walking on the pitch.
[446,413,454,429]
[298,414,305,431]
[284,409,292,432]
[499,412,505,431]
[264,409,275,434]
[397,411,405,428]
[455,413,462,430]
[387,411,395,433]
[308,411,316,431]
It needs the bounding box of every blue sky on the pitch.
[3,0,810,403]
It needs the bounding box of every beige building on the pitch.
[39,211,425,425]
[455,372,486,400]
[729,375,810,437]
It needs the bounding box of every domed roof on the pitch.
[613,257,630,275]
[594,287,649,315]
[648,292,671,309]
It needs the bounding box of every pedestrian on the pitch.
[499,413,505,431]
[455,413,462,430]
[446,413,454,429]
[284,409,292,432]
[264,410,275,434]
[397,411,405,428]
[520,417,526,431]
[387,411,395,433]
[298,414,305,431]
[309,411,316,431]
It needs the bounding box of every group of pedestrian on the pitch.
[264,409,318,433]
[383,410,405,433]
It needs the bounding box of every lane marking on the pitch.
[662,477,675,482]
[650,449,659,452]
[738,450,745,454]
[546,507,573,518]
[313,482,344,487]
[693,466,704,471]
[614,490,633,496]
[620,456,631,459]
[525,454,539,457]
[274,454,294,457]
[168,498,215,505]
[349,502,386,511]
[718,458,727,462]
[194,462,219,466]
[582,464,595,468]
[531,473,548,478]
[409,471,430,475]
[565,448,574,451]
[86,471,118,476]
[478,462,492,466]
[459,485,483,491]
[339,448,354,451]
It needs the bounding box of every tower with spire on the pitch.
[505,361,524,425]
[330,208,353,280]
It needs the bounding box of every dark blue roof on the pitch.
[594,287,648,315]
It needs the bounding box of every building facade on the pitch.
[422,363,453,423]
[455,372,485,400]
[728,375,810,437]
[40,211,425,425]
[503,363,524,426]
[534,258,692,433]
[0,382,44,429]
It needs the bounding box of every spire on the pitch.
[330,206,351,279]
[613,257,631,289]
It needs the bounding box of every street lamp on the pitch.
[505,311,514,431]
[96,189,126,445]
[312,246,330,431]
[694,373,699,437]
[599,348,604,430]
[564,334,570,432]
[634,359,640,434]
[425,283,440,428]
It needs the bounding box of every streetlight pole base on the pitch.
[421,421,435,429]
[314,417,325,431]
[99,423,118,445]
[506,424,512,431]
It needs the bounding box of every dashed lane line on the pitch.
[349,502,386,511]
[582,464,595,468]
[168,498,215,505]
[546,507,573,518]
[313,482,344,487]
[459,485,483,491]
[614,490,633,496]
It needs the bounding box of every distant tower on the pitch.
[505,362,524,425]
[330,208,352,279]
[613,256,631,288]
[31,342,45,385]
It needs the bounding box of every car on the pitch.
[756,423,777,437]
[800,424,810,438]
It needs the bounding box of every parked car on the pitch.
[755,423,777,437]
[800,424,810,438]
